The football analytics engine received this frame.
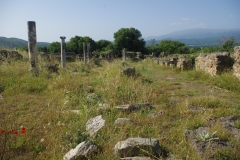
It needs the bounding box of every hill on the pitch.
[145,28,240,46]
[0,37,50,48]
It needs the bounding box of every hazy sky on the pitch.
[0,0,239,42]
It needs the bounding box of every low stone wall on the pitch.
[40,52,78,62]
[0,50,23,61]
[158,57,193,70]
[195,52,232,76]
[233,46,240,80]
[177,58,193,70]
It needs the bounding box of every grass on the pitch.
[0,51,240,159]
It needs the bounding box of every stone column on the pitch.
[122,48,126,61]
[83,43,86,65]
[60,36,66,68]
[87,43,90,63]
[27,21,38,70]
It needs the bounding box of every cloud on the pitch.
[198,22,206,28]
[170,22,181,26]
[181,18,190,21]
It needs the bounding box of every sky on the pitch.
[0,0,240,43]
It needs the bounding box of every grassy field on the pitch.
[0,51,240,160]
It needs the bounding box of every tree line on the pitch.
[16,28,236,56]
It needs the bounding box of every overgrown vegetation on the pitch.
[0,50,240,159]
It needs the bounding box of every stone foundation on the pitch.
[177,58,193,70]
[195,52,232,76]
[158,57,193,70]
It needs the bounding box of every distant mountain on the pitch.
[145,28,240,46]
[0,37,50,48]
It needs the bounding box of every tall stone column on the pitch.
[60,36,66,68]
[83,43,86,65]
[87,43,90,63]
[27,21,38,70]
[122,48,126,61]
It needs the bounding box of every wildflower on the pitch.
[156,94,160,97]
[21,127,26,131]
[14,131,18,134]
[1,129,5,134]
[184,111,187,115]
[166,98,168,100]
[11,130,16,133]
[21,130,26,134]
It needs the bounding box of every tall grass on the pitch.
[0,52,240,159]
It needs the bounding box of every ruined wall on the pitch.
[158,57,193,70]
[233,46,240,80]
[176,58,193,70]
[195,52,232,76]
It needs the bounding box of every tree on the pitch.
[48,42,61,53]
[96,40,112,51]
[66,36,97,54]
[221,37,235,52]
[113,28,146,54]
[150,39,156,52]
[200,46,219,53]
[178,46,190,54]
[159,40,189,54]
[38,46,48,53]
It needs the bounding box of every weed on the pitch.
[195,131,219,142]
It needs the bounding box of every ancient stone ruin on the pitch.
[86,115,105,136]
[27,21,38,70]
[158,57,193,71]
[0,50,23,61]
[176,58,193,70]
[113,137,161,158]
[121,66,136,77]
[195,52,232,76]
[63,141,97,160]
[233,46,240,80]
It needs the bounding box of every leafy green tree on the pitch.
[200,46,222,53]
[221,37,235,52]
[38,46,48,53]
[66,36,81,54]
[113,28,146,54]
[178,46,190,54]
[159,40,189,54]
[66,36,97,54]
[150,39,156,52]
[146,45,162,55]
[96,40,112,51]
[48,42,61,53]
[189,48,196,53]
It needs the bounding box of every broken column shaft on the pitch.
[60,36,66,68]
[27,21,38,70]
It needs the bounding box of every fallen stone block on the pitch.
[185,127,233,159]
[122,67,136,77]
[86,115,105,136]
[63,141,97,160]
[115,103,153,112]
[114,118,132,125]
[113,137,161,158]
